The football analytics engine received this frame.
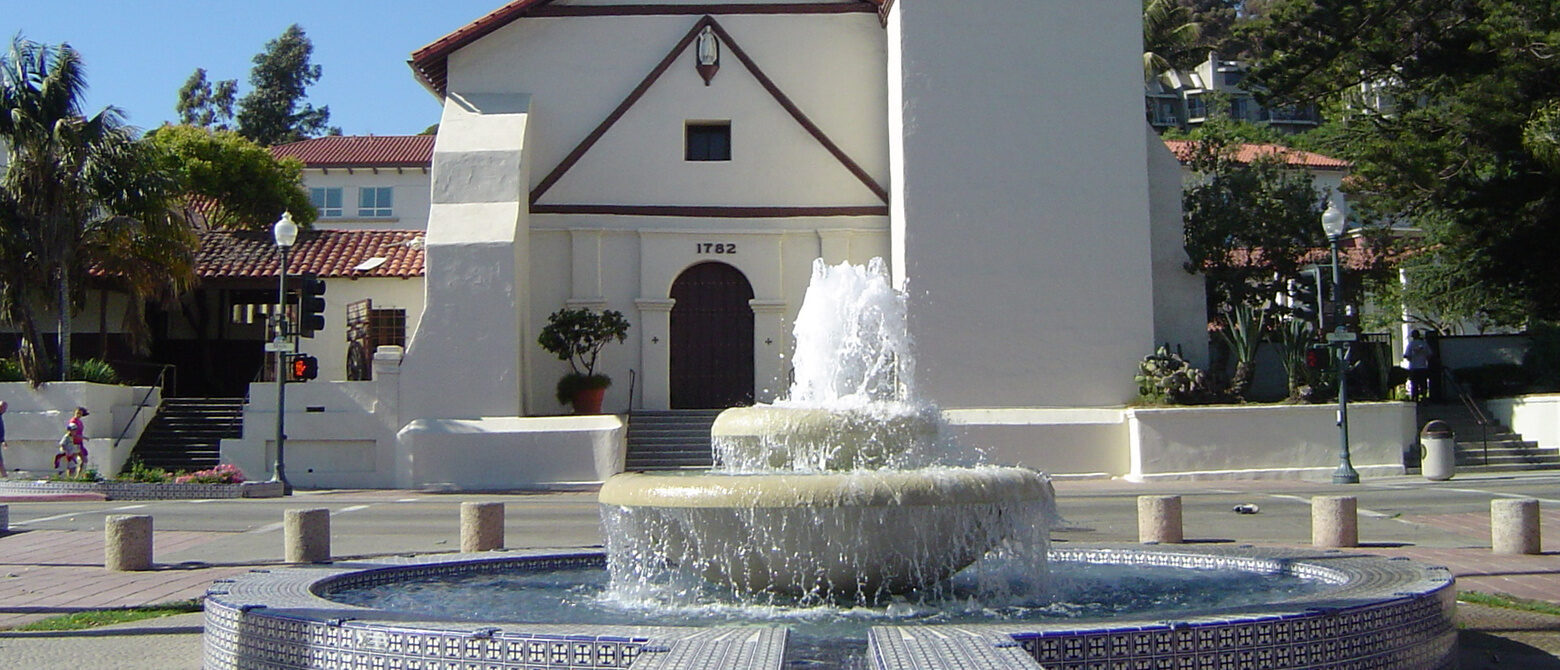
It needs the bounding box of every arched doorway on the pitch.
[670,262,755,408]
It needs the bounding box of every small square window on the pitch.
[358,187,393,218]
[685,122,730,161]
[310,187,343,217]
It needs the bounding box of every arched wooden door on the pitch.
[670,262,755,408]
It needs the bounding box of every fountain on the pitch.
[598,258,1056,601]
[203,259,1459,670]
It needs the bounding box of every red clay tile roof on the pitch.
[196,229,425,279]
[271,136,434,169]
[409,0,884,97]
[1164,139,1349,171]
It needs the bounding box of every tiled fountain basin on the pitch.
[203,544,1456,670]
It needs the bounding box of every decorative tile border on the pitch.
[0,479,281,500]
[203,545,1456,670]
[873,545,1457,670]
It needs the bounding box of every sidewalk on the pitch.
[0,479,1556,669]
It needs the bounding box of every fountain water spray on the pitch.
[600,258,1056,605]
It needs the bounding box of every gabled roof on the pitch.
[196,229,425,280]
[408,0,885,97]
[1163,139,1349,171]
[271,136,434,169]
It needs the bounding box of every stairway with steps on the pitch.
[129,397,246,472]
[624,409,723,471]
[1414,401,1560,473]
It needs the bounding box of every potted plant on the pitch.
[537,308,631,414]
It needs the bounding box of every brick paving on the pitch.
[0,530,253,629]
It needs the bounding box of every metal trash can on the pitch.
[1421,420,1455,481]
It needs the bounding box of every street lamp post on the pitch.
[1322,201,1359,485]
[272,212,297,495]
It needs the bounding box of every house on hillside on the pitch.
[1148,52,1321,134]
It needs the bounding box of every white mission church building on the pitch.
[212,0,1408,489]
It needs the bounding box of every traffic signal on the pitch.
[1306,344,1326,370]
[291,354,319,381]
[298,274,326,338]
[1290,271,1321,326]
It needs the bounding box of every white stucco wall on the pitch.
[1126,402,1414,481]
[400,92,534,421]
[0,382,159,476]
[432,9,892,414]
[447,13,888,206]
[302,168,432,231]
[309,276,425,382]
[1148,135,1211,369]
[945,408,1129,478]
[890,0,1157,408]
[525,222,889,414]
[1486,394,1560,450]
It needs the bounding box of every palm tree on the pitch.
[0,37,186,382]
[1144,0,1202,82]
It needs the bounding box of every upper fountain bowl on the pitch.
[711,404,946,471]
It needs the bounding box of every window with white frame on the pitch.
[358,187,393,218]
[310,187,343,218]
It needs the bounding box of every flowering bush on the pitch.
[175,463,246,484]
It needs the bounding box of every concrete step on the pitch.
[624,410,722,471]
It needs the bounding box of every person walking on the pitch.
[54,406,89,477]
[1403,330,1434,403]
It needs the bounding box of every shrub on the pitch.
[68,359,120,384]
[174,463,245,484]
[0,357,23,382]
[116,460,173,483]
[537,308,630,406]
[1135,346,1217,405]
[49,469,100,483]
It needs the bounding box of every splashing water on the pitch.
[785,258,916,409]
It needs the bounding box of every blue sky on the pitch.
[7,0,510,136]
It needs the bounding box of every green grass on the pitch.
[1458,590,1560,617]
[12,600,202,631]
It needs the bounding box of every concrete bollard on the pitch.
[461,502,505,552]
[1312,496,1359,548]
[1138,495,1183,544]
[1492,499,1541,555]
[105,514,154,571]
[284,508,331,563]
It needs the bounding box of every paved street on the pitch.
[0,473,1557,668]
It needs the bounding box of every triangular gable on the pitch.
[410,1,884,99]
[530,15,888,216]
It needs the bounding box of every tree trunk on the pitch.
[15,307,47,386]
[56,264,72,380]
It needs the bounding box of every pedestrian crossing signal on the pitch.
[292,354,319,381]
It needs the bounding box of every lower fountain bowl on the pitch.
[599,467,1053,596]
[203,545,1459,670]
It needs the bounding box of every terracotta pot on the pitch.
[572,387,607,415]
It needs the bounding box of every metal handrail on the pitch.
[110,364,175,455]
[1442,367,1491,465]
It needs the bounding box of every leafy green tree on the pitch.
[175,68,237,131]
[0,37,187,382]
[236,24,332,146]
[144,124,315,230]
[1181,111,1328,313]
[1246,0,1560,321]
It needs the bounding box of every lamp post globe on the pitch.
[271,212,295,495]
[1321,200,1359,485]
